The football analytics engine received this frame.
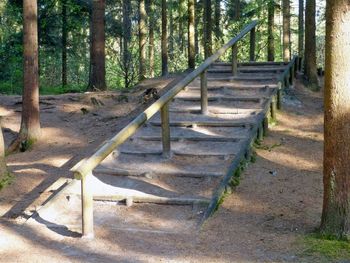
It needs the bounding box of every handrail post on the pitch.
[232,44,238,76]
[81,173,94,239]
[289,67,294,86]
[249,27,256,62]
[277,81,283,110]
[161,102,171,158]
[201,70,208,115]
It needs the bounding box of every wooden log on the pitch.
[277,81,283,110]
[249,28,256,61]
[263,116,269,137]
[161,103,171,158]
[93,195,210,205]
[270,96,277,120]
[81,174,94,238]
[200,70,208,115]
[232,44,238,76]
[257,121,264,141]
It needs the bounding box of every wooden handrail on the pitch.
[72,20,259,238]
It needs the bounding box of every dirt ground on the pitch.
[0,76,327,262]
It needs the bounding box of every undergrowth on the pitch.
[0,171,14,191]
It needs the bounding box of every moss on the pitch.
[299,233,350,262]
[0,171,14,191]
[254,142,282,152]
[20,138,35,152]
[250,150,257,163]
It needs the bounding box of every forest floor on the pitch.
[0,75,348,262]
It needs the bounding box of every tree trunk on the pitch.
[188,0,195,69]
[0,118,8,184]
[214,0,221,43]
[139,0,147,80]
[267,0,275,61]
[321,0,350,239]
[161,0,168,76]
[179,0,185,53]
[88,0,106,91]
[11,0,41,151]
[304,0,319,87]
[282,0,291,61]
[203,0,212,58]
[148,0,155,77]
[123,0,131,88]
[169,0,174,60]
[195,0,201,55]
[62,0,68,87]
[298,0,304,59]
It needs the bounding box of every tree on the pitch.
[88,0,106,91]
[282,0,291,61]
[161,0,168,76]
[267,0,275,61]
[203,0,212,58]
[304,0,319,88]
[321,0,350,239]
[8,0,41,153]
[139,0,147,80]
[188,0,195,69]
[0,118,9,186]
[122,0,132,88]
[148,0,155,77]
[62,0,68,87]
[298,0,304,59]
[214,0,222,43]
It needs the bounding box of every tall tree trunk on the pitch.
[88,0,106,91]
[188,0,195,69]
[9,0,41,152]
[267,0,275,61]
[214,0,221,43]
[0,118,8,183]
[148,0,155,77]
[304,0,319,87]
[123,0,131,88]
[195,0,201,55]
[161,0,168,76]
[179,0,185,53]
[282,0,291,61]
[203,0,212,58]
[321,0,350,239]
[298,0,304,59]
[62,0,67,87]
[139,0,147,80]
[234,0,240,21]
[169,0,174,60]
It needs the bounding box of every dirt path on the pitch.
[0,77,325,262]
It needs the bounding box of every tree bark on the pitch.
[214,0,221,43]
[139,0,147,80]
[282,0,291,61]
[321,0,350,239]
[267,0,275,61]
[123,0,132,88]
[304,0,319,87]
[161,0,168,76]
[88,0,106,91]
[148,0,155,77]
[203,0,212,58]
[0,118,8,184]
[179,0,185,53]
[169,0,174,60]
[18,0,41,147]
[188,0,195,69]
[62,0,68,87]
[298,0,304,59]
[195,0,201,55]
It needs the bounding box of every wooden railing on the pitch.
[72,20,259,238]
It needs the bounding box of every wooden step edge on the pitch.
[168,109,259,115]
[119,149,237,158]
[94,167,225,178]
[133,136,243,142]
[93,195,210,205]
[174,96,263,102]
[149,121,254,128]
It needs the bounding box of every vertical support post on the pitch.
[285,74,290,89]
[200,70,208,115]
[277,81,283,110]
[257,122,264,141]
[270,96,277,120]
[232,44,238,76]
[81,174,94,239]
[161,102,171,158]
[293,59,298,77]
[289,67,294,86]
[263,116,269,137]
[249,27,256,62]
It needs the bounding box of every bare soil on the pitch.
[0,76,325,262]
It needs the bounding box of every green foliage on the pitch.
[0,171,14,191]
[299,233,350,262]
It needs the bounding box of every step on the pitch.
[174,95,264,103]
[177,86,271,97]
[207,67,286,74]
[212,61,288,67]
[119,139,244,157]
[98,152,230,178]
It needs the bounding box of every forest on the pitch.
[1,0,350,262]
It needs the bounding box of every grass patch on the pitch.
[0,171,14,191]
[254,141,282,152]
[299,233,350,262]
